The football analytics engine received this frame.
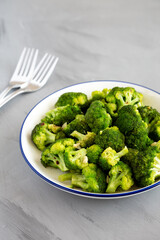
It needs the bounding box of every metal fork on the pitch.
[0,54,59,108]
[0,48,38,99]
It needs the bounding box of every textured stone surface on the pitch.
[0,0,160,239]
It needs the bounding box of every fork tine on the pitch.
[19,48,32,75]
[28,49,39,76]
[12,48,27,76]
[23,49,38,76]
[33,54,53,82]
[33,53,49,77]
[37,57,59,86]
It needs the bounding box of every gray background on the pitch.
[0,0,160,239]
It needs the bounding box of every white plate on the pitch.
[20,80,160,199]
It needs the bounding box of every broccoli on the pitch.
[59,163,107,193]
[125,123,153,150]
[149,120,160,141]
[31,122,61,151]
[124,145,160,187]
[90,88,109,101]
[41,138,75,171]
[106,161,134,193]
[55,92,88,109]
[115,105,144,135]
[64,147,88,170]
[70,130,96,148]
[86,144,103,164]
[41,104,81,126]
[85,100,112,134]
[99,146,128,171]
[95,126,125,152]
[63,114,89,136]
[105,87,143,117]
[138,106,160,141]
[115,105,152,150]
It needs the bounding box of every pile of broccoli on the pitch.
[31,88,160,193]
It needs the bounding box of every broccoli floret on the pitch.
[86,144,103,164]
[95,126,125,152]
[64,147,88,170]
[59,163,107,193]
[138,106,160,141]
[115,105,152,150]
[90,88,109,101]
[41,138,75,171]
[71,130,96,148]
[106,161,134,193]
[31,123,60,151]
[85,100,112,134]
[115,105,143,134]
[63,115,89,136]
[99,146,128,171]
[125,144,160,187]
[41,105,81,125]
[55,92,88,109]
[125,123,153,150]
[149,120,160,141]
[105,87,143,117]
[138,106,160,125]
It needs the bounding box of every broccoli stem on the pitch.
[116,146,128,159]
[58,172,73,182]
[71,131,84,140]
[71,174,88,189]
[106,172,125,193]
[151,155,160,179]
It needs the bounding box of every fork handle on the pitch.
[0,85,14,99]
[0,88,25,108]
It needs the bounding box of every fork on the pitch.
[0,48,38,99]
[0,54,59,108]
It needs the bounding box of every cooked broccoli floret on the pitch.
[115,105,152,150]
[86,144,103,164]
[115,105,143,134]
[106,161,134,193]
[125,122,153,150]
[41,105,81,125]
[125,144,160,187]
[71,130,96,148]
[138,106,160,141]
[63,115,89,136]
[59,163,107,193]
[55,92,88,109]
[90,88,109,101]
[41,138,75,171]
[99,146,128,171]
[95,126,125,152]
[31,122,61,151]
[85,100,112,134]
[64,147,88,170]
[105,87,143,117]
[149,120,160,141]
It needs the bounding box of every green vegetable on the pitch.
[41,138,75,171]
[95,126,125,152]
[71,130,96,148]
[86,144,103,164]
[59,163,107,193]
[31,123,60,151]
[55,92,88,109]
[99,146,128,171]
[41,105,81,125]
[106,161,134,193]
[64,147,88,170]
[85,100,112,134]
[63,114,89,136]
[124,144,160,187]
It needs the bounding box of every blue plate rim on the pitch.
[19,80,160,198]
